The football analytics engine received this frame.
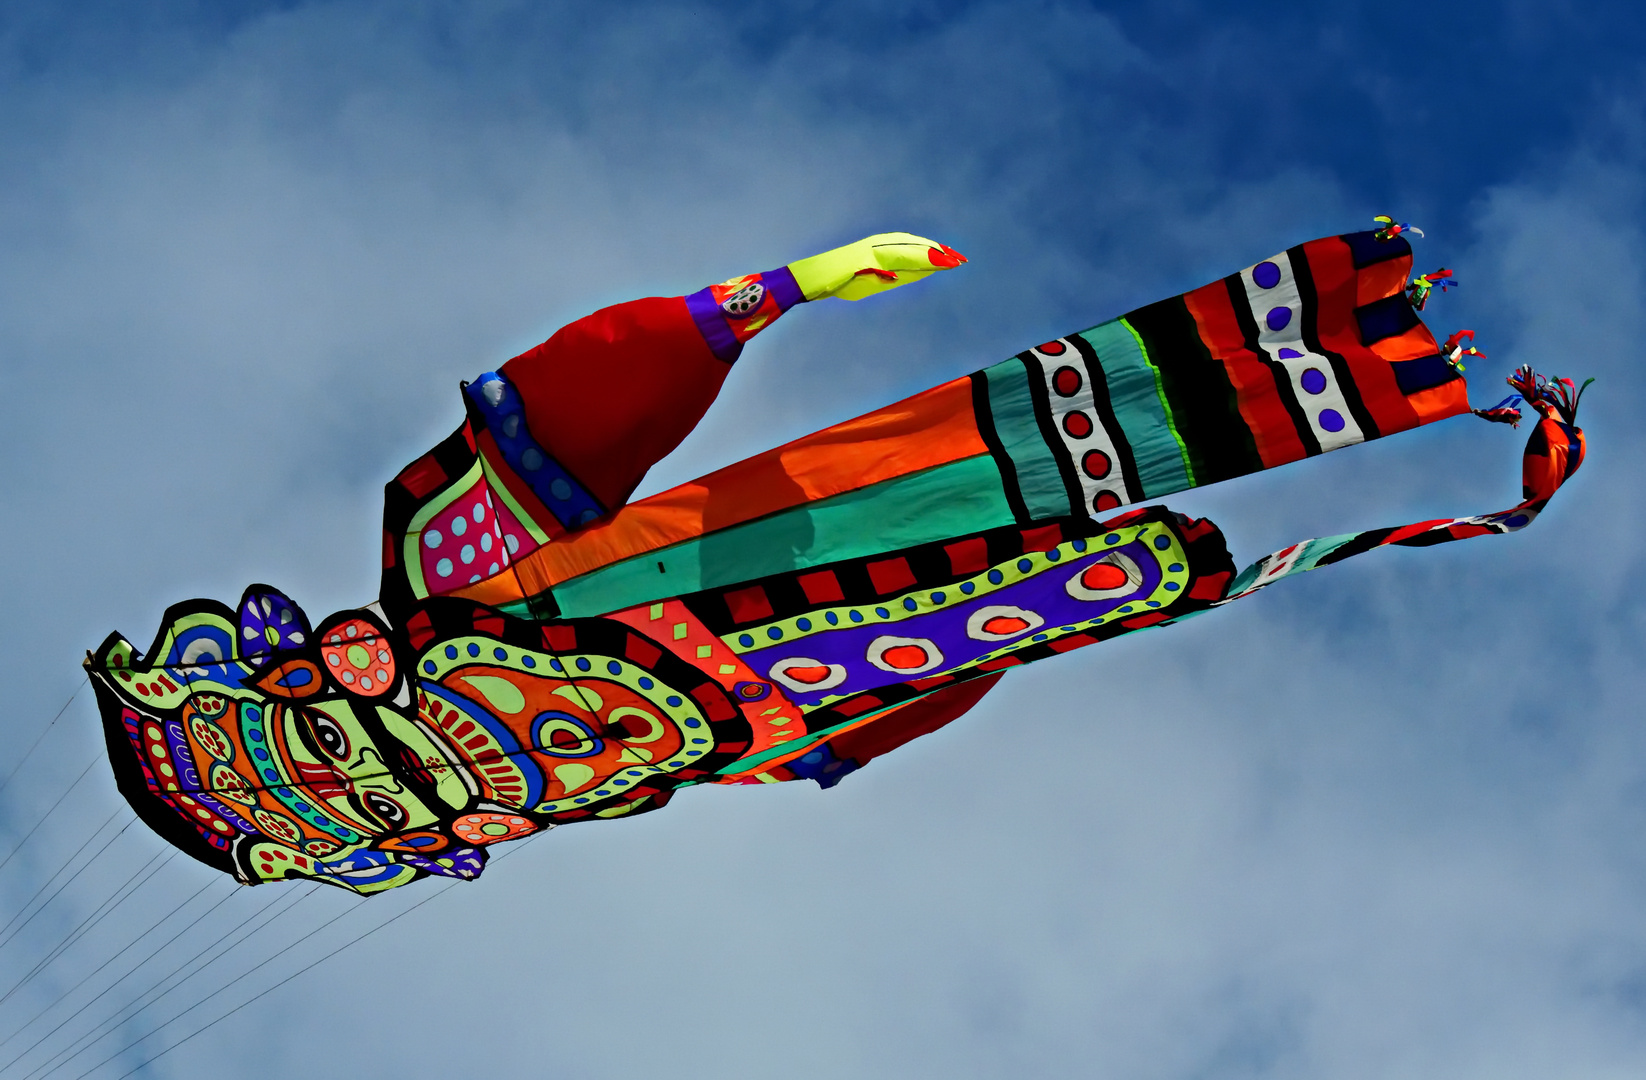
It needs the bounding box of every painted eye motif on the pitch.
[308,713,351,761]
[865,635,944,675]
[768,657,848,693]
[1064,552,1144,601]
[363,792,408,829]
[965,605,1045,642]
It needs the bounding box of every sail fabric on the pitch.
[85,228,1588,893]
[383,229,1463,625]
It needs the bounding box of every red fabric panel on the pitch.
[798,571,846,604]
[1182,283,1308,468]
[1302,236,1426,435]
[1020,524,1064,552]
[724,585,775,624]
[945,537,990,575]
[501,295,731,509]
[828,673,1004,766]
[867,557,918,595]
[395,453,448,499]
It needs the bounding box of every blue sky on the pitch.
[0,2,1644,1077]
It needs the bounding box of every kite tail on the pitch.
[1473,394,1524,426]
[1212,367,1588,605]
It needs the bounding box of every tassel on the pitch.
[1373,214,1425,241]
[1406,267,1455,310]
[1442,329,1487,372]
[1506,365,1593,425]
[1473,394,1524,426]
[1510,366,1594,425]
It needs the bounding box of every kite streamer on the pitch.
[87,225,1588,893]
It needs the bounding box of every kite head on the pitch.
[88,586,756,893]
[87,586,491,893]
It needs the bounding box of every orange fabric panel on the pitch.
[605,599,808,759]
[498,375,988,593]
[1303,236,1423,435]
[1406,380,1471,424]
[1367,323,1443,363]
[1183,284,1308,469]
[1355,257,1410,307]
[452,565,529,606]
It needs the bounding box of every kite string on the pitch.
[0,756,104,881]
[91,838,532,1080]
[0,830,159,1013]
[20,883,310,1080]
[0,682,86,806]
[0,882,235,1080]
[68,885,375,1080]
[0,874,225,1062]
[0,809,123,952]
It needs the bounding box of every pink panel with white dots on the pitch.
[417,477,542,595]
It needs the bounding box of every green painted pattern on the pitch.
[981,358,1072,517]
[550,454,1014,618]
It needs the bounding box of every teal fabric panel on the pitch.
[980,358,1071,518]
[1221,534,1356,598]
[551,455,1014,618]
[1076,320,1195,497]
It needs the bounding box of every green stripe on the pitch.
[550,454,1014,617]
[1080,319,1196,496]
[1119,316,1198,490]
[980,358,1071,518]
[714,716,864,774]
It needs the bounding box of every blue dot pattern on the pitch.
[464,371,604,529]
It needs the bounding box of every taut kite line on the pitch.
[87,224,1588,893]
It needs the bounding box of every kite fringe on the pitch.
[1374,214,1423,241]
[1508,364,1594,426]
[1406,267,1455,310]
[1442,329,1486,372]
[1473,394,1524,426]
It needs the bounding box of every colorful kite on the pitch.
[87,225,1589,893]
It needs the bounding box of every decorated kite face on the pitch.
[88,587,757,893]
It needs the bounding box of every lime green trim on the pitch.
[1121,317,1196,486]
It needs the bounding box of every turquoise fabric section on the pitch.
[981,358,1071,518]
[549,454,1014,618]
[1220,534,1357,599]
[1077,320,1195,497]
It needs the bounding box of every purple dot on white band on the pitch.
[1252,261,1281,289]
[1318,408,1346,432]
[1266,306,1292,331]
[1278,347,1302,358]
[1300,368,1327,395]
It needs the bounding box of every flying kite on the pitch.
[87,225,1589,893]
